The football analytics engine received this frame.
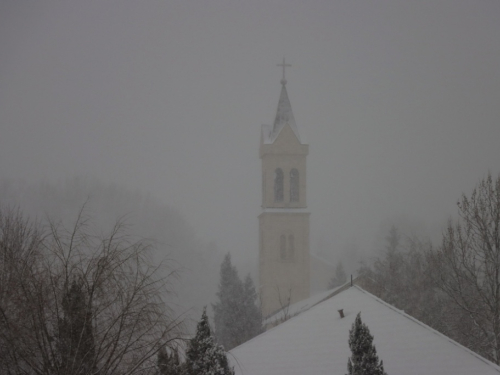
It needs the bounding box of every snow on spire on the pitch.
[271,60,301,142]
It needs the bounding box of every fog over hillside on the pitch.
[0,178,225,326]
[1,1,500,303]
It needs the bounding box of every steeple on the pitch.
[259,60,310,317]
[273,82,300,140]
[264,59,301,143]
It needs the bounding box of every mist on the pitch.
[0,178,225,324]
[1,0,500,305]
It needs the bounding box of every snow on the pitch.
[261,208,310,214]
[262,83,301,144]
[261,125,273,144]
[264,284,348,325]
[230,286,500,375]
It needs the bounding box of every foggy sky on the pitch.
[1,0,500,273]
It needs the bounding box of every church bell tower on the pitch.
[259,60,310,317]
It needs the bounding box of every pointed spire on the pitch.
[272,59,300,142]
[273,84,296,133]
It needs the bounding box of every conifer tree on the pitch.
[0,209,183,375]
[241,274,262,341]
[347,313,386,375]
[57,279,97,375]
[213,253,261,350]
[185,307,234,375]
[213,253,243,350]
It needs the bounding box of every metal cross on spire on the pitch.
[277,57,291,85]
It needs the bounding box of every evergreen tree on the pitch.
[347,313,386,375]
[185,307,234,375]
[0,209,183,375]
[58,279,97,375]
[213,253,261,350]
[157,346,184,375]
[328,261,347,289]
[241,274,262,341]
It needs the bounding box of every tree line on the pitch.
[0,203,262,374]
[157,308,234,375]
[156,253,261,375]
[0,207,185,375]
[359,173,500,365]
[5,173,499,372]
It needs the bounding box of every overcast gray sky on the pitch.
[1,0,500,271]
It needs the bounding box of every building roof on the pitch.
[263,283,349,326]
[262,81,301,144]
[229,285,500,375]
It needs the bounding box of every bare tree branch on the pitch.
[0,206,185,375]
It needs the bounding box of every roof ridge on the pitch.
[352,285,500,372]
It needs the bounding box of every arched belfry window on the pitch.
[290,168,299,202]
[288,235,295,260]
[274,168,284,202]
[280,235,286,260]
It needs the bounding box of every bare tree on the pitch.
[0,207,45,374]
[0,207,184,375]
[429,173,500,364]
[358,228,447,336]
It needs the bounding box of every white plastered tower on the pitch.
[259,66,310,318]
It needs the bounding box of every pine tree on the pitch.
[213,253,243,350]
[57,279,97,375]
[241,274,262,342]
[347,313,386,375]
[213,253,261,350]
[185,307,234,375]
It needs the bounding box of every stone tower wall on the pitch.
[259,122,310,318]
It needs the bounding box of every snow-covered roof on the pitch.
[230,286,500,375]
[261,124,273,144]
[260,208,310,214]
[263,283,349,326]
[262,82,301,144]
